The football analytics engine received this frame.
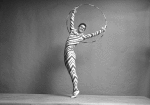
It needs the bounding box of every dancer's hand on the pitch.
[102,25,107,31]
[73,7,78,13]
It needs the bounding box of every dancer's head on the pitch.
[78,23,86,34]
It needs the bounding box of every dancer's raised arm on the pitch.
[83,25,107,40]
[69,7,77,33]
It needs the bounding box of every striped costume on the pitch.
[64,7,107,98]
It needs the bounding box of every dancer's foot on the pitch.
[71,90,80,98]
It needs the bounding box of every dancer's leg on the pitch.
[69,65,80,98]
[64,50,79,98]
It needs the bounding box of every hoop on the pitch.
[66,4,107,43]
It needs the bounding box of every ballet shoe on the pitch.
[71,90,80,98]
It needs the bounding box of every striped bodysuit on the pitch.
[64,7,107,98]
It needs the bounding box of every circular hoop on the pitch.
[66,4,107,39]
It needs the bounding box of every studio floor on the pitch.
[0,94,150,105]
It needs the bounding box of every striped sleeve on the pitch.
[70,8,77,32]
[83,25,107,39]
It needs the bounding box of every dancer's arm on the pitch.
[83,25,107,39]
[69,7,77,33]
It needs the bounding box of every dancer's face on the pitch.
[78,24,86,34]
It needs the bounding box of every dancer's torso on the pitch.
[65,30,84,49]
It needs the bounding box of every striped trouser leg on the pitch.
[70,64,78,92]
[64,50,78,92]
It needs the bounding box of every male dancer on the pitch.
[64,7,107,98]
